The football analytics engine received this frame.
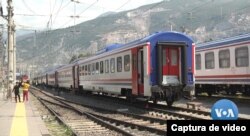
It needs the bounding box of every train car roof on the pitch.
[196,33,250,50]
[44,65,65,74]
[77,31,193,64]
[56,63,75,71]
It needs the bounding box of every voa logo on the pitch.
[211,99,238,120]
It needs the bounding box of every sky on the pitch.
[0,0,162,32]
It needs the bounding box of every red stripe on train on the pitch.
[80,79,132,82]
[196,74,250,78]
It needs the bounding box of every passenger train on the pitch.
[195,33,250,96]
[33,31,195,106]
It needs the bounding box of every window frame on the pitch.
[195,54,201,70]
[100,61,104,74]
[84,65,87,75]
[105,59,109,73]
[96,62,99,74]
[117,56,122,72]
[205,52,215,69]
[88,64,91,75]
[124,55,130,72]
[110,58,115,73]
[235,46,249,67]
[219,49,230,68]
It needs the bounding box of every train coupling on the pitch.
[183,85,195,100]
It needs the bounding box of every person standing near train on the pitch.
[12,82,21,103]
[22,80,30,102]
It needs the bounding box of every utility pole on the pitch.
[32,30,36,80]
[13,22,16,84]
[70,0,80,36]
[7,0,14,99]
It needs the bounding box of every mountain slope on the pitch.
[16,0,250,73]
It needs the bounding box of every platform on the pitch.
[0,91,50,136]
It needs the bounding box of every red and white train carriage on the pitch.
[195,33,250,95]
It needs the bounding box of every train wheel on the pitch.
[153,98,158,104]
[231,91,236,95]
[126,91,135,103]
[207,91,212,96]
[194,91,197,96]
[127,96,135,103]
[166,99,173,107]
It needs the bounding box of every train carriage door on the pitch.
[132,47,144,95]
[46,74,48,85]
[73,65,79,91]
[162,47,180,85]
[138,48,144,95]
[132,48,138,95]
[55,71,58,87]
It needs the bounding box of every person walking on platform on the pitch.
[22,80,30,102]
[12,82,21,103]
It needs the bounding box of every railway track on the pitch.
[31,87,167,136]
[87,91,250,120]
[34,86,250,120]
[78,93,211,120]
[39,98,126,136]
[197,94,250,103]
[33,87,212,120]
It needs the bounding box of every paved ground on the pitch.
[0,89,50,136]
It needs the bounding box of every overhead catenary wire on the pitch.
[58,0,99,29]
[77,0,99,16]
[22,0,37,15]
[114,0,131,11]
[52,0,67,26]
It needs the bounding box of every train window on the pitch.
[117,57,122,72]
[205,52,214,69]
[110,58,115,73]
[82,66,84,75]
[196,54,201,70]
[235,47,249,67]
[219,49,230,68]
[79,66,81,76]
[124,55,130,71]
[85,65,87,75]
[92,63,95,75]
[171,49,177,65]
[96,62,99,74]
[100,61,104,74]
[162,48,166,65]
[79,67,82,76]
[105,59,109,73]
[88,64,91,75]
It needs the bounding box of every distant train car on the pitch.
[16,74,29,82]
[34,74,46,85]
[33,31,195,106]
[57,64,75,91]
[41,74,47,85]
[195,33,250,96]
[47,70,56,88]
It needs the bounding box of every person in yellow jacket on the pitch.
[22,80,30,102]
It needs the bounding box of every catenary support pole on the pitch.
[7,0,14,99]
